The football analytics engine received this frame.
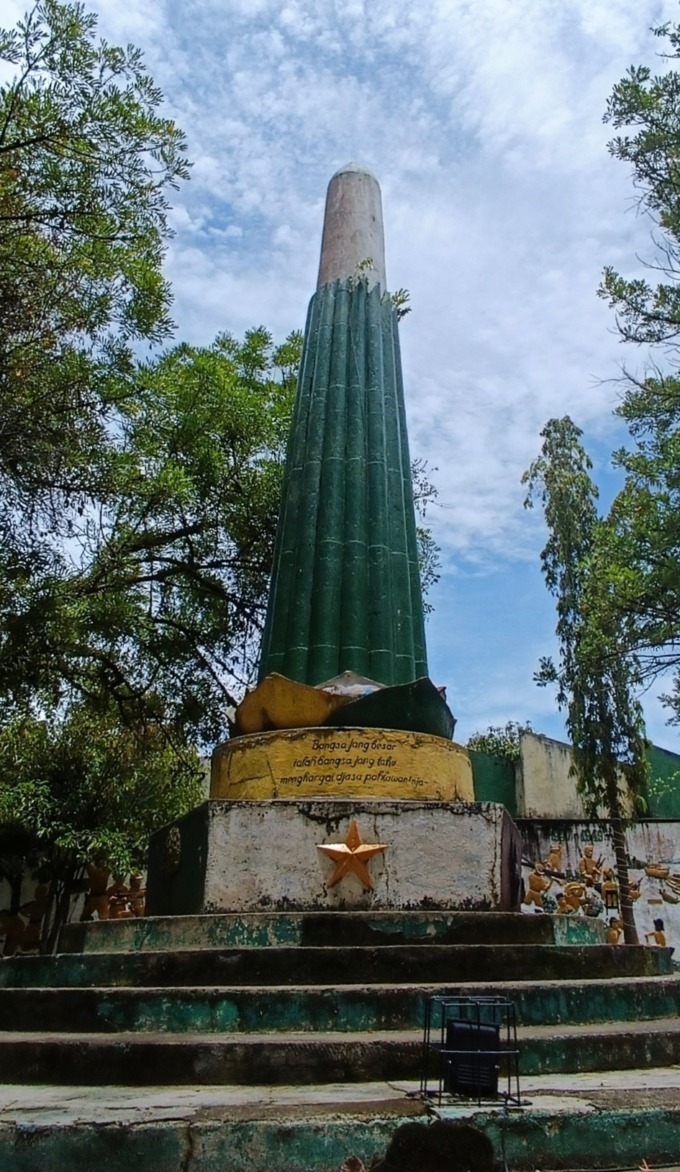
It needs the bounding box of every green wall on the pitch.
[469,749,517,816]
[469,738,680,821]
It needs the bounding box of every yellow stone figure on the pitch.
[578,844,603,887]
[524,862,552,909]
[562,882,587,914]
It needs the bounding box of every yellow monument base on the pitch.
[210,726,474,802]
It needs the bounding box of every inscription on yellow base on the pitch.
[210,726,474,802]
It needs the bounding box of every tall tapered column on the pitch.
[258,164,428,687]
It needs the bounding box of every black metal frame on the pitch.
[420,995,522,1107]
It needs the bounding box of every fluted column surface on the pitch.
[258,277,428,687]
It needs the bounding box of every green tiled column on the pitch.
[258,274,428,686]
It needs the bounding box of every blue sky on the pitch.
[9,0,680,748]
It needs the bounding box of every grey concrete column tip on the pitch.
[317,163,387,291]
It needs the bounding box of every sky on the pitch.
[8,0,680,748]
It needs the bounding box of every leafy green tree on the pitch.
[411,457,441,611]
[0,0,189,574]
[523,418,648,944]
[0,317,436,947]
[0,705,203,951]
[0,2,440,732]
[467,722,532,763]
[0,2,300,945]
[522,23,680,941]
[1,328,302,742]
[1,315,440,741]
[0,315,302,951]
[0,1,300,740]
[592,22,680,717]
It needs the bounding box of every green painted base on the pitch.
[3,1104,680,1171]
[442,1104,680,1170]
[0,1115,407,1172]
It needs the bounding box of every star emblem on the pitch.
[317,819,388,890]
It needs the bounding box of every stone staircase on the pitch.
[0,910,678,1170]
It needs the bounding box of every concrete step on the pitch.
[519,1016,680,1074]
[0,975,677,1034]
[0,1018,679,1085]
[441,1066,680,1171]
[0,1072,679,1171]
[58,910,602,954]
[0,942,670,989]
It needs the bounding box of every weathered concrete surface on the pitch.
[210,727,474,802]
[146,800,520,916]
[518,730,635,819]
[1,974,677,1036]
[59,908,588,954]
[1,1016,680,1086]
[317,163,386,291]
[0,1028,424,1086]
[518,731,584,818]
[1,901,677,1168]
[519,1016,680,1074]
[2,1074,680,1170]
[0,942,669,990]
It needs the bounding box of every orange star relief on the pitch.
[317,819,388,890]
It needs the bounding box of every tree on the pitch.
[0,322,302,951]
[523,418,648,945]
[0,705,203,951]
[0,3,441,732]
[0,318,438,946]
[0,0,189,570]
[0,3,301,947]
[0,314,441,742]
[411,457,441,612]
[0,328,301,739]
[592,22,680,717]
[467,722,532,762]
[0,2,301,740]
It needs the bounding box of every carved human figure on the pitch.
[645,918,666,947]
[128,874,146,917]
[562,881,586,914]
[80,863,111,921]
[524,863,552,909]
[107,877,132,919]
[578,844,603,888]
[545,843,562,873]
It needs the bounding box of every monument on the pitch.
[146,164,520,916]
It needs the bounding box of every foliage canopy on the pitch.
[467,721,532,763]
[0,2,303,939]
[523,418,647,944]
[592,21,680,721]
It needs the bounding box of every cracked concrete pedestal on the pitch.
[146,800,520,917]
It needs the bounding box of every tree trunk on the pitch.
[607,783,639,945]
[40,858,81,954]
